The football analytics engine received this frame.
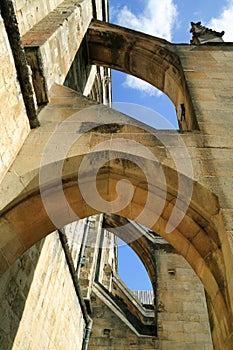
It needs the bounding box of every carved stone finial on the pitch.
[190,21,224,44]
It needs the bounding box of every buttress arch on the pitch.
[86,20,199,130]
[0,85,232,349]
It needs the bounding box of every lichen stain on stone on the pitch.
[100,32,125,50]
[92,123,124,133]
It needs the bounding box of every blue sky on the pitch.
[108,0,233,291]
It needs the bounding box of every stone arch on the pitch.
[0,85,232,349]
[86,20,199,130]
[0,151,232,347]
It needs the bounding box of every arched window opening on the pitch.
[111,70,179,129]
[117,237,153,293]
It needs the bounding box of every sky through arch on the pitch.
[117,238,153,291]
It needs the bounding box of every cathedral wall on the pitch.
[0,0,106,193]
[177,47,233,336]
[0,217,215,350]
[178,45,233,253]
[0,17,30,184]
[156,247,213,349]
[21,0,93,97]
[13,0,64,36]
[0,0,93,184]
[0,231,85,350]
[89,285,159,350]
[0,2,232,348]
[89,237,213,350]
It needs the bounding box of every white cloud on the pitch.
[115,0,178,96]
[116,0,178,41]
[207,1,233,41]
[123,75,162,97]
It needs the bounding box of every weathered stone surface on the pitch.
[156,248,213,348]
[13,0,65,36]
[0,83,232,349]
[0,18,30,183]
[0,233,85,350]
[87,20,198,131]
[0,2,233,350]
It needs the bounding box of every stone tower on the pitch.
[0,1,232,350]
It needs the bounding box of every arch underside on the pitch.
[0,84,232,348]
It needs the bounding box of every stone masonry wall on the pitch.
[13,0,64,36]
[155,245,213,350]
[0,240,43,349]
[21,0,108,101]
[0,219,215,350]
[21,0,93,97]
[177,45,233,254]
[0,231,86,350]
[0,0,110,183]
[89,236,213,350]
[0,17,30,183]
[89,285,159,350]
